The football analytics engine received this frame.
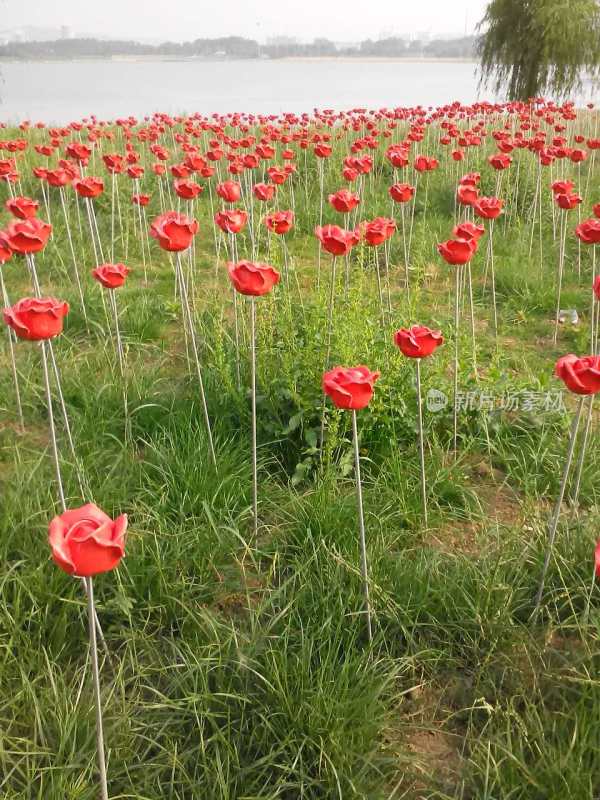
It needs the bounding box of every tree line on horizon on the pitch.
[0,34,477,62]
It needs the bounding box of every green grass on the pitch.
[1,112,600,798]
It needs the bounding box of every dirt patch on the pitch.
[385,683,465,799]
[424,459,523,556]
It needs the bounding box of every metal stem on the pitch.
[86,577,109,800]
[532,397,585,619]
[60,188,89,328]
[571,395,593,509]
[466,262,478,380]
[250,297,258,537]
[352,409,373,643]
[175,254,217,468]
[40,341,67,511]
[553,212,567,346]
[0,269,24,429]
[489,220,497,340]
[453,264,462,454]
[416,359,428,527]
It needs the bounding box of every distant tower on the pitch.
[60,25,72,39]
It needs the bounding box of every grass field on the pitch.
[1,107,600,799]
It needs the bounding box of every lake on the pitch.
[0,58,497,123]
[1,59,596,125]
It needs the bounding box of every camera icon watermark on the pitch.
[426,388,449,413]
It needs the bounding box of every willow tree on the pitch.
[478,0,600,100]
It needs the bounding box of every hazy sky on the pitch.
[3,0,489,41]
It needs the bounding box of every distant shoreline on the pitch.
[280,56,477,64]
[0,55,479,64]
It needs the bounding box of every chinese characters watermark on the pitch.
[426,389,566,414]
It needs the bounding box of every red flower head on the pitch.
[343,166,359,182]
[414,155,436,173]
[460,172,481,187]
[3,296,69,340]
[3,217,52,254]
[386,144,409,168]
[48,502,127,577]
[132,193,150,206]
[102,153,124,174]
[174,179,203,200]
[576,219,600,245]
[216,180,242,203]
[438,237,478,265]
[457,184,479,206]
[555,354,600,395]
[253,182,276,202]
[570,149,587,163]
[453,221,485,241]
[171,163,190,179]
[488,152,512,170]
[228,260,280,296]
[92,262,130,289]
[473,196,504,220]
[6,196,39,220]
[65,141,91,163]
[594,203,600,220]
[185,153,207,172]
[73,176,104,199]
[364,217,396,246]
[127,165,144,180]
[322,365,380,410]
[215,208,248,234]
[265,210,294,235]
[0,158,16,176]
[551,179,574,196]
[150,211,199,252]
[328,189,360,213]
[389,183,414,203]
[314,143,332,158]
[46,168,72,188]
[593,275,600,302]
[0,232,12,264]
[315,224,357,257]
[556,192,582,211]
[267,166,288,185]
[394,325,444,358]
[595,539,600,578]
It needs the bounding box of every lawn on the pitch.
[1,105,600,799]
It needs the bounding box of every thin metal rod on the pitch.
[0,269,24,429]
[453,264,462,454]
[175,254,217,468]
[466,262,478,379]
[489,220,497,340]
[415,359,428,527]
[571,395,594,509]
[40,341,67,511]
[532,397,585,619]
[553,212,567,346]
[352,409,373,643]
[60,188,89,328]
[250,297,258,537]
[47,340,86,498]
[109,289,129,441]
[86,577,109,800]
